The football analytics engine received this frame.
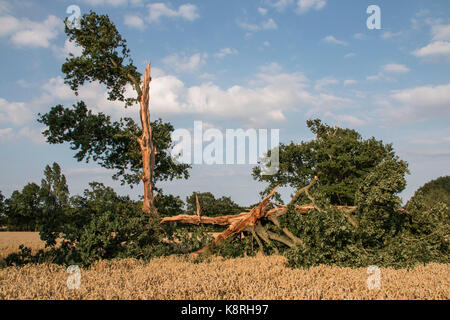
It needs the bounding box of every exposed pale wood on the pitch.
[161,176,360,255]
[195,193,201,217]
[139,63,157,215]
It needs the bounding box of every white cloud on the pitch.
[323,35,347,46]
[265,0,326,14]
[0,0,11,14]
[344,80,357,86]
[262,18,277,30]
[381,31,402,40]
[0,14,63,48]
[314,77,338,91]
[52,39,83,59]
[382,63,410,74]
[147,3,199,23]
[413,41,450,58]
[237,18,278,33]
[147,64,351,125]
[266,0,294,12]
[325,112,365,127]
[431,24,450,41]
[379,84,450,123]
[296,0,326,14]
[162,53,207,73]
[0,98,34,125]
[0,128,14,141]
[258,7,268,16]
[80,0,144,6]
[353,33,366,40]
[198,73,215,80]
[366,73,382,81]
[17,126,45,144]
[3,63,353,129]
[214,48,238,59]
[366,64,409,82]
[344,52,356,58]
[124,14,145,30]
[391,84,450,110]
[412,23,450,62]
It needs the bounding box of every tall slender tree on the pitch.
[38,11,190,215]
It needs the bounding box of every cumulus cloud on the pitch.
[382,63,410,74]
[163,53,207,73]
[413,41,450,59]
[258,7,268,16]
[413,23,450,62]
[323,35,347,46]
[378,84,450,123]
[1,62,354,130]
[344,52,356,58]
[366,63,409,82]
[214,48,238,59]
[0,98,34,124]
[265,0,294,12]
[0,127,14,141]
[353,33,366,40]
[237,18,278,33]
[344,80,357,86]
[431,24,450,41]
[314,77,338,91]
[52,39,83,59]
[265,0,326,13]
[124,14,145,30]
[381,31,402,40]
[147,3,199,23]
[0,14,63,48]
[80,0,143,6]
[296,0,326,14]
[324,112,365,127]
[0,0,11,14]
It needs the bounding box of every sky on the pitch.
[0,0,449,206]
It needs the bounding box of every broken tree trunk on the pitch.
[138,63,157,216]
[160,176,358,256]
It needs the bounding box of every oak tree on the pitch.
[38,11,189,215]
[253,119,403,205]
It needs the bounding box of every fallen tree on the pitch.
[161,177,357,256]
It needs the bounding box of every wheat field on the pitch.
[0,232,449,300]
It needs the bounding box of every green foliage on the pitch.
[4,183,41,231]
[209,233,256,258]
[0,191,6,229]
[253,119,398,205]
[4,164,179,267]
[62,11,141,107]
[406,176,450,210]
[38,102,190,188]
[186,192,243,217]
[38,11,190,189]
[355,159,410,248]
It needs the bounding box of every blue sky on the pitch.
[0,0,449,206]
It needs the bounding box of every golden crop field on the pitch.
[0,232,449,300]
[0,232,46,259]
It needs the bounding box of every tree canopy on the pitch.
[406,176,450,210]
[253,119,405,205]
[37,11,190,207]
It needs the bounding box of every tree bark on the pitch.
[138,63,157,215]
[160,177,359,255]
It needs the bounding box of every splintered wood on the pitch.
[160,176,358,256]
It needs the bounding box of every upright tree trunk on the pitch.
[138,63,157,215]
